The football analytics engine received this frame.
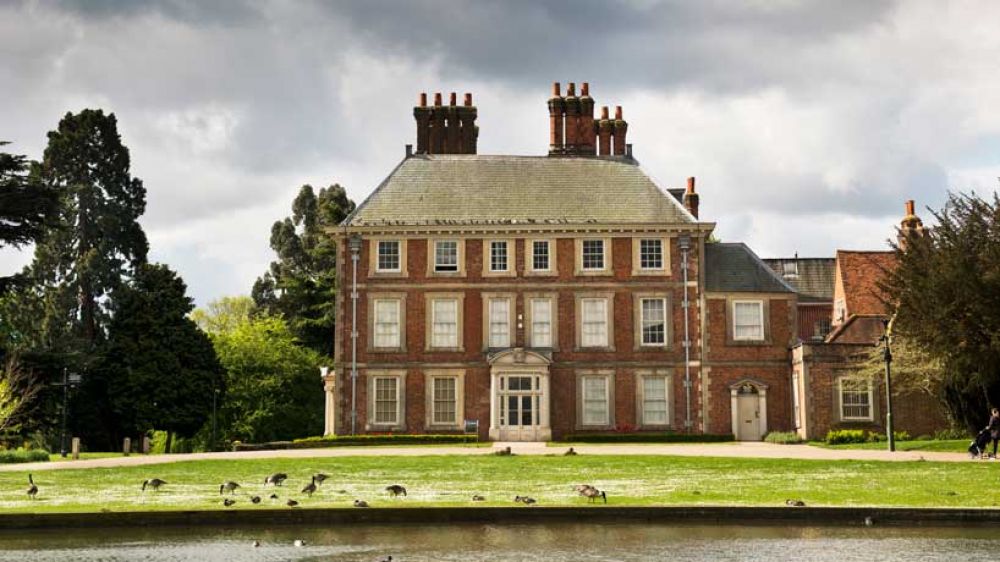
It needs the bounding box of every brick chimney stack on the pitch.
[578,82,596,155]
[898,199,926,250]
[413,90,478,155]
[683,176,700,219]
[563,82,580,153]
[612,106,628,156]
[548,82,565,155]
[597,106,612,155]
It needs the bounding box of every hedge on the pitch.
[0,449,50,464]
[763,431,804,445]
[556,432,734,444]
[233,434,477,451]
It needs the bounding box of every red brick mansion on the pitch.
[321,84,947,441]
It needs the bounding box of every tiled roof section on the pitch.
[837,250,896,316]
[762,258,836,303]
[705,243,795,294]
[343,154,695,226]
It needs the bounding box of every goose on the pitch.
[264,473,288,486]
[293,539,305,547]
[313,473,329,486]
[223,498,236,507]
[252,540,260,548]
[580,487,607,504]
[142,478,166,492]
[471,495,486,502]
[301,476,317,497]
[379,557,393,562]
[269,493,279,500]
[353,499,370,508]
[575,484,595,494]
[785,499,806,507]
[385,484,407,497]
[494,446,514,456]
[26,474,37,499]
[864,516,874,527]
[220,481,241,495]
[287,499,299,508]
[250,495,261,504]
[564,447,578,456]
[514,495,536,505]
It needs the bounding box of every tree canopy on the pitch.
[252,184,355,356]
[882,192,1000,431]
[0,142,59,250]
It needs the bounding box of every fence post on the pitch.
[123,437,131,457]
[71,437,80,460]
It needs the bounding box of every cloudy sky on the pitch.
[2,0,998,305]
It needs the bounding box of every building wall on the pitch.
[797,303,832,342]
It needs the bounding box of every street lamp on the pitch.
[55,368,82,458]
[880,316,896,453]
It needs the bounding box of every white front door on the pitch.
[497,374,542,441]
[737,392,761,441]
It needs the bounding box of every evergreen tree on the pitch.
[252,184,355,356]
[95,264,222,453]
[883,192,1000,431]
[0,142,59,250]
[20,110,148,350]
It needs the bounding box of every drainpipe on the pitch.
[349,234,362,435]
[679,235,693,431]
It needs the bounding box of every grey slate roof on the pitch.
[705,243,795,294]
[762,258,836,303]
[343,154,695,226]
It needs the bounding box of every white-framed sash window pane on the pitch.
[377,241,400,272]
[532,241,550,271]
[373,299,400,348]
[434,240,458,272]
[840,378,873,420]
[488,298,510,348]
[431,299,459,348]
[639,239,664,269]
[490,241,508,272]
[642,376,669,425]
[582,376,609,425]
[581,298,608,347]
[582,239,604,270]
[432,377,458,424]
[530,298,552,348]
[373,377,399,424]
[733,301,764,341]
[640,298,666,345]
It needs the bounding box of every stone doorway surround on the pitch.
[488,348,552,441]
[729,378,769,441]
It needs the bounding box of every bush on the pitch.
[557,433,734,444]
[764,431,804,444]
[234,434,477,451]
[868,431,911,443]
[0,448,50,464]
[824,429,868,445]
[934,427,969,440]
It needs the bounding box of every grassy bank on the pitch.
[816,440,969,453]
[0,454,997,514]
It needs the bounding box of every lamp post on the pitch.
[349,234,362,436]
[880,316,896,453]
[55,368,82,458]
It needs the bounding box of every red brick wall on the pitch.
[797,304,832,341]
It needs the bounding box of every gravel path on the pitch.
[0,441,972,472]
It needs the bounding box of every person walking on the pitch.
[988,408,1000,459]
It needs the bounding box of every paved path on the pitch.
[0,441,972,472]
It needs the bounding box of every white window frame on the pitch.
[434,240,459,273]
[525,239,557,276]
[424,370,465,429]
[640,297,667,346]
[732,299,765,342]
[376,240,402,273]
[639,239,664,270]
[529,297,553,348]
[581,298,609,348]
[429,297,460,350]
[490,240,509,272]
[639,374,670,427]
[577,372,614,428]
[488,297,511,348]
[368,373,405,429]
[431,376,458,425]
[839,377,874,421]
[581,239,605,270]
[373,298,401,349]
[532,240,550,271]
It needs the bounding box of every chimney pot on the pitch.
[552,82,561,97]
[905,199,915,215]
[434,93,442,106]
[683,177,700,219]
[615,106,623,120]
[601,106,609,119]
[581,82,590,96]
[687,177,696,194]
[449,92,457,106]
[464,93,472,106]
[567,82,576,96]
[419,93,427,107]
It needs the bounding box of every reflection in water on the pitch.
[0,522,999,561]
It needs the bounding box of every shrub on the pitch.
[824,429,868,445]
[934,427,969,440]
[234,434,477,451]
[764,431,803,444]
[557,433,734,444]
[0,448,50,464]
[867,431,911,443]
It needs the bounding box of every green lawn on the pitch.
[1,453,997,514]
[47,452,131,462]
[815,439,969,453]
